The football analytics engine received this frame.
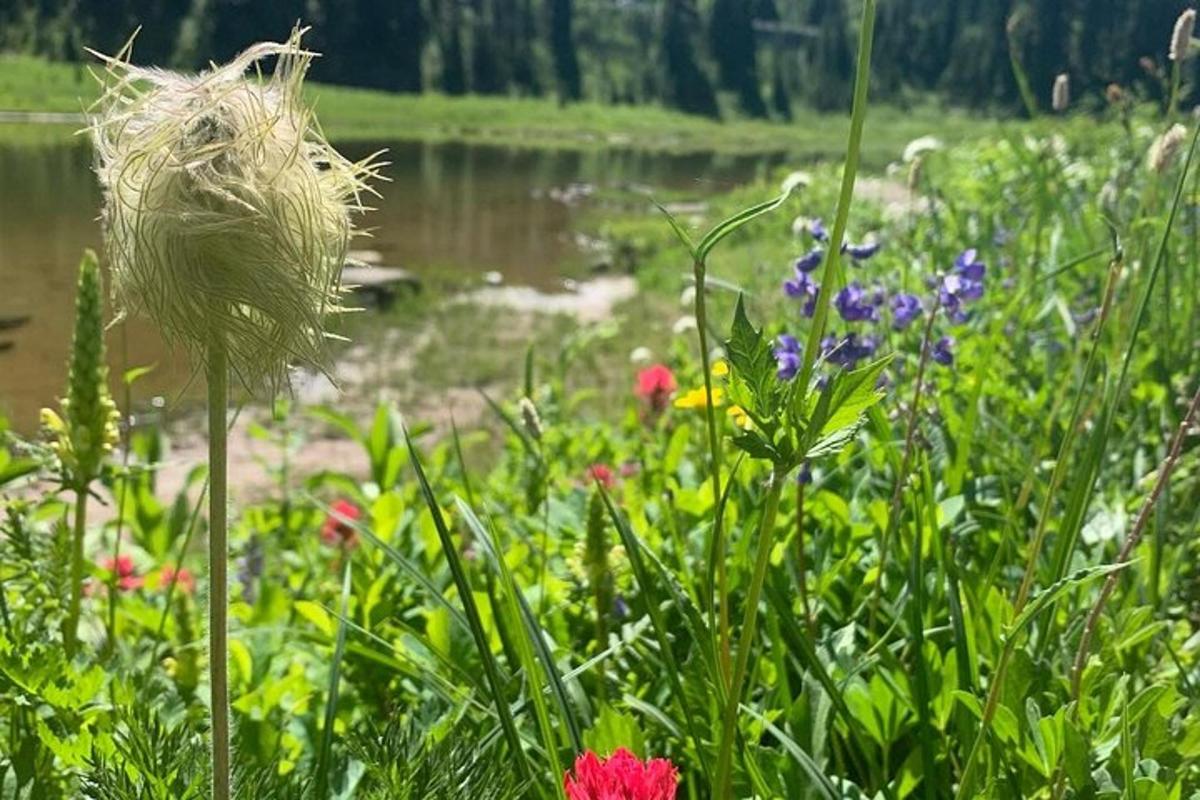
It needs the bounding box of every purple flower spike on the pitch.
[821,332,877,370]
[844,240,882,261]
[784,270,819,317]
[891,293,923,330]
[810,218,829,242]
[954,249,985,281]
[774,334,803,380]
[794,248,824,273]
[932,336,955,366]
[835,281,879,323]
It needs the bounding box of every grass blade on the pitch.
[314,559,352,796]
[402,425,533,787]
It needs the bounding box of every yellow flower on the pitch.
[727,405,752,429]
[674,386,724,409]
[711,360,729,377]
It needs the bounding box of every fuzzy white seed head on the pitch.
[1148,124,1189,173]
[89,28,383,391]
[1052,73,1070,113]
[1171,9,1196,62]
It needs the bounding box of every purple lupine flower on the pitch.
[810,218,828,242]
[794,248,824,273]
[774,334,803,380]
[822,332,878,370]
[938,247,986,323]
[932,336,955,366]
[835,282,880,323]
[784,269,819,317]
[797,462,813,485]
[955,249,985,281]
[844,240,882,261]
[891,293,923,330]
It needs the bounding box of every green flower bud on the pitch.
[43,250,119,488]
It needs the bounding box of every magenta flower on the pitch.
[564,748,679,800]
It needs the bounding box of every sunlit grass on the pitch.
[0,53,999,164]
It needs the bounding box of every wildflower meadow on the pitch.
[4,2,1200,799]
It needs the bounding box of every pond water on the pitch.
[0,132,784,433]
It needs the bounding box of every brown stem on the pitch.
[1071,383,1200,698]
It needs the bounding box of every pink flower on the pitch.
[100,554,143,592]
[160,564,195,595]
[321,499,361,549]
[587,464,616,490]
[564,748,678,800]
[635,365,676,413]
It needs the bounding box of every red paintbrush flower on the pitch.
[635,365,676,413]
[100,554,143,592]
[586,463,616,490]
[321,499,361,549]
[564,748,678,800]
[160,564,195,595]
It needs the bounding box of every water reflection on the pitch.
[0,133,783,432]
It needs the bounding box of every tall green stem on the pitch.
[63,489,88,659]
[713,468,785,797]
[207,337,231,800]
[692,257,730,680]
[795,0,876,397]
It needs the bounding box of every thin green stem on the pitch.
[795,479,815,639]
[63,488,87,660]
[869,294,939,633]
[795,0,877,398]
[692,259,730,680]
[714,467,785,797]
[207,336,231,800]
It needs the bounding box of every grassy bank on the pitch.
[0,52,998,163]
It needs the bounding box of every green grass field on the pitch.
[0,53,997,163]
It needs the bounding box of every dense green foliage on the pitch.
[3,0,1200,116]
[6,4,1200,799]
[4,83,1200,799]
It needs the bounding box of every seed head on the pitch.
[1148,124,1189,173]
[519,396,544,441]
[89,28,382,391]
[1052,73,1070,113]
[1171,9,1196,62]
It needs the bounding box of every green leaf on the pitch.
[730,430,778,461]
[653,200,697,259]
[584,704,646,758]
[695,185,794,263]
[803,357,890,460]
[314,560,353,796]
[402,427,532,783]
[741,705,840,800]
[1006,562,1133,642]
[122,363,156,386]
[724,294,779,421]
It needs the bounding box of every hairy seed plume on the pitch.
[89,28,383,391]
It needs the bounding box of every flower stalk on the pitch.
[207,335,230,799]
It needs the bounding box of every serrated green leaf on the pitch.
[730,430,778,461]
[724,294,779,420]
